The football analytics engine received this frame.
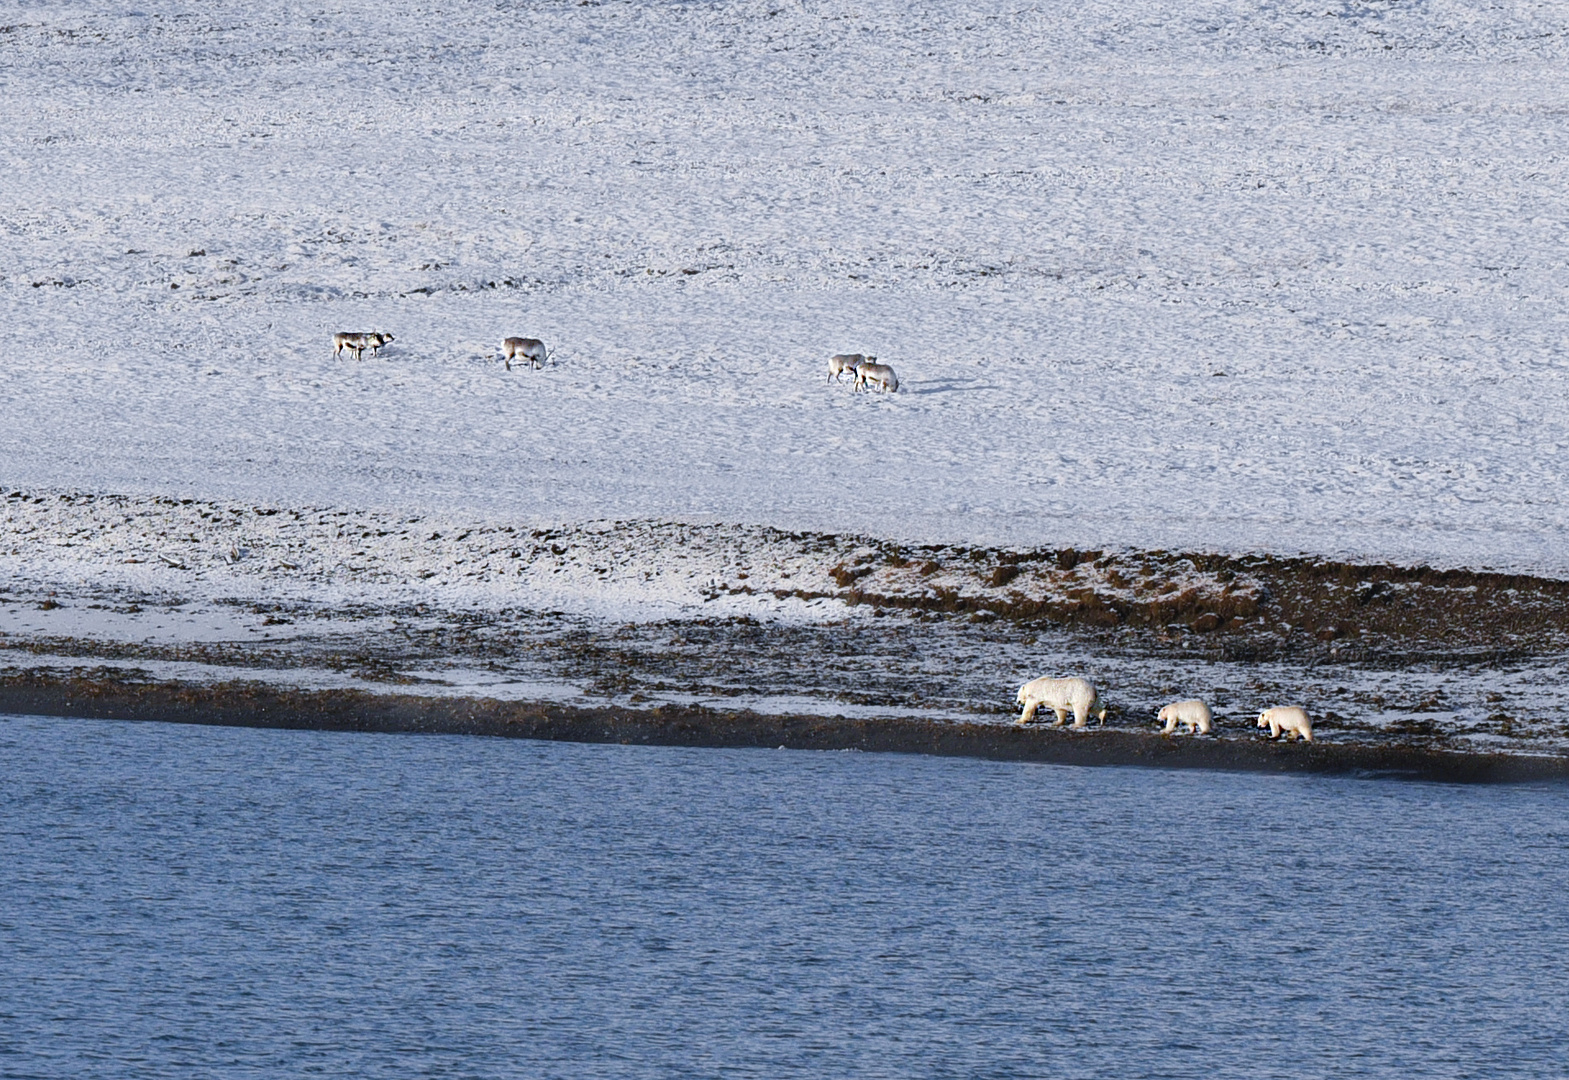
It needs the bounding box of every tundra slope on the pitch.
[3,1,1568,757]
[2,0,1569,572]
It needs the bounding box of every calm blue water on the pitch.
[1,715,1566,1079]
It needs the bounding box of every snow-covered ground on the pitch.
[5,0,1569,755]
[4,0,1569,573]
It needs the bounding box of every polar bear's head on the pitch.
[1156,704,1174,724]
[1256,711,1272,728]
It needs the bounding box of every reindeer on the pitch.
[333,332,393,360]
[503,337,549,370]
[829,353,871,383]
[853,359,899,393]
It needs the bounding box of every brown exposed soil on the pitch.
[760,545,1569,661]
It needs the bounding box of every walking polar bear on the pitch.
[1157,699,1212,735]
[1016,676,1107,729]
[1258,706,1313,743]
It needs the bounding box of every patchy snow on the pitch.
[0,490,884,620]
[3,0,1569,573]
[6,605,1569,753]
[0,490,1282,646]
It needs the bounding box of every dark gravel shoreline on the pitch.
[5,672,1565,784]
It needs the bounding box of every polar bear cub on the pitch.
[1257,706,1313,743]
[1157,699,1212,735]
[1016,676,1107,729]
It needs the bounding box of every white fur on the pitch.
[333,331,393,360]
[1016,676,1107,729]
[1257,706,1313,743]
[503,336,548,370]
[1158,699,1212,735]
[853,360,899,393]
[829,353,869,383]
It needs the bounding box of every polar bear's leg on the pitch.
[1017,700,1039,726]
[1051,705,1069,727]
[1071,703,1089,729]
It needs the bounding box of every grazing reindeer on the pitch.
[333,332,393,360]
[829,353,871,383]
[853,359,899,394]
[503,337,549,370]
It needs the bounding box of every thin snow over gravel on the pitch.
[4,490,1569,755]
[0,490,862,619]
[4,0,1569,573]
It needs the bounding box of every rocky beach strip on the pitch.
[4,671,1565,784]
[6,491,1569,771]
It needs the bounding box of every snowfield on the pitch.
[5,0,1569,754]
[3,0,1568,574]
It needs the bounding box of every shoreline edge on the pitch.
[4,673,1566,785]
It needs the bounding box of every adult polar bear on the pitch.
[1016,676,1107,729]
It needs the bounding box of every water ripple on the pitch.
[1,715,1566,1078]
